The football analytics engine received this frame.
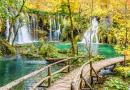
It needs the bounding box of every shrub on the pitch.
[58,48,70,54]
[114,64,130,77]
[39,43,60,58]
[93,54,105,62]
[0,40,16,55]
[104,76,128,90]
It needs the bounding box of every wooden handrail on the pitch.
[0,56,86,90]
[71,58,93,90]
[30,65,70,90]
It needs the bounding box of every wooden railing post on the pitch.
[48,67,51,86]
[77,45,78,56]
[90,61,93,85]
[80,69,83,89]
[68,59,70,72]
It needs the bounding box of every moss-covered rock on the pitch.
[0,50,2,55]
[20,44,38,57]
[38,43,61,58]
[0,39,16,55]
[27,51,41,58]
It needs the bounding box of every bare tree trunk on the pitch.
[67,0,75,54]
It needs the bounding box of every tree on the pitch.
[7,0,26,43]
[67,0,75,54]
[112,0,130,66]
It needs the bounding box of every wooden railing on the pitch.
[71,58,99,90]
[0,56,86,90]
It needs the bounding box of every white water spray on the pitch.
[81,17,99,43]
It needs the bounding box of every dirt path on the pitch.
[47,57,124,90]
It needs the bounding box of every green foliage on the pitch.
[93,54,105,62]
[114,64,130,77]
[30,45,37,53]
[21,44,39,58]
[27,51,41,58]
[27,9,49,16]
[72,58,87,66]
[104,76,128,90]
[0,37,3,40]
[39,43,60,58]
[58,48,70,54]
[97,17,115,44]
[27,51,34,57]
[78,52,87,56]
[51,74,62,82]
[0,40,16,55]
[0,50,2,55]
[74,35,80,44]
[73,58,82,64]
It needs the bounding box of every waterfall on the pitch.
[31,14,36,41]
[17,13,32,44]
[57,24,61,41]
[49,15,52,41]
[53,15,57,41]
[5,12,68,44]
[81,17,99,43]
[6,19,9,41]
[62,17,66,31]
[5,12,38,44]
[52,14,61,41]
[57,14,61,41]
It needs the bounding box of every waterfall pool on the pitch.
[55,42,121,59]
[0,43,121,89]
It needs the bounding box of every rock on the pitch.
[0,39,16,55]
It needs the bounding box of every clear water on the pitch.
[55,42,121,59]
[0,43,121,89]
[0,55,48,87]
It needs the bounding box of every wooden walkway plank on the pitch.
[47,57,124,90]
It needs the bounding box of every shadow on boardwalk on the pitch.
[47,57,124,90]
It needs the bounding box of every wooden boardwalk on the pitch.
[47,57,124,90]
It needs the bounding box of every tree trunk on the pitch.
[1,18,6,38]
[8,24,13,43]
[7,0,26,43]
[67,0,75,54]
[89,0,93,59]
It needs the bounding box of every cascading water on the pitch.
[5,12,38,44]
[57,14,61,41]
[50,14,62,41]
[57,24,61,41]
[6,19,9,41]
[49,15,52,41]
[31,14,38,42]
[6,12,67,43]
[81,17,99,43]
[17,13,32,44]
[62,17,66,31]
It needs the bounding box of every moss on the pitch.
[38,43,61,58]
[0,39,16,55]
[27,51,41,58]
[0,50,2,55]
